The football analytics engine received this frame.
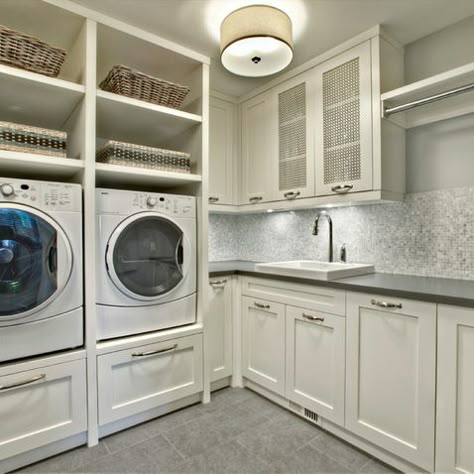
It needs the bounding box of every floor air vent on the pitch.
[304,408,319,423]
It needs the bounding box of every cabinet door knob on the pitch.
[331,184,353,194]
[209,197,219,203]
[254,302,270,310]
[371,299,402,309]
[0,373,46,391]
[283,191,301,200]
[302,313,325,323]
[249,196,263,203]
[210,279,227,288]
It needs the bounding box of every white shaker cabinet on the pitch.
[345,292,436,471]
[240,93,273,204]
[268,72,315,201]
[285,306,345,425]
[436,305,474,474]
[209,96,235,205]
[208,277,233,382]
[242,296,285,395]
[314,41,373,196]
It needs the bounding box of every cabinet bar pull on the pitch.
[249,196,263,203]
[331,184,353,194]
[371,299,402,309]
[302,313,325,323]
[209,197,219,203]
[210,279,227,287]
[0,373,46,391]
[283,191,300,200]
[254,302,270,310]
[132,344,178,357]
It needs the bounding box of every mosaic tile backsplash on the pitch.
[208,187,474,280]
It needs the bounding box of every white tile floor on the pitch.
[18,387,398,473]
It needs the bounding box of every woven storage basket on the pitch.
[0,25,66,77]
[96,140,191,174]
[99,65,190,109]
[0,121,67,157]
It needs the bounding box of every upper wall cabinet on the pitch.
[314,42,373,196]
[268,72,315,202]
[241,93,273,204]
[209,96,235,205]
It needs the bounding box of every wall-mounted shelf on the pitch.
[0,150,84,180]
[0,64,85,130]
[95,162,202,188]
[96,90,202,147]
[382,62,474,129]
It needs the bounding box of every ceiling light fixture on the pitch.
[220,5,294,77]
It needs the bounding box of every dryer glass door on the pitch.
[0,207,71,319]
[110,215,184,299]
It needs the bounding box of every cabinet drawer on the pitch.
[98,334,203,425]
[0,359,87,461]
[241,276,345,316]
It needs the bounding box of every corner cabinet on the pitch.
[209,96,235,205]
[241,93,273,204]
[314,41,373,196]
[436,305,474,474]
[345,292,436,471]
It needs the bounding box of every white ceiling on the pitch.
[72,0,474,98]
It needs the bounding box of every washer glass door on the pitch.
[109,215,185,299]
[0,206,71,319]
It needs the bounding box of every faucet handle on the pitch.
[340,244,347,263]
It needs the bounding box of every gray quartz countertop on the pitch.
[209,260,474,308]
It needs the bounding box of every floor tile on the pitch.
[359,458,400,473]
[101,423,150,454]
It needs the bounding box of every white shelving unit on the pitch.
[0,0,210,470]
[382,62,474,128]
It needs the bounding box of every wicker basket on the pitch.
[96,140,191,174]
[0,121,67,157]
[99,65,190,109]
[0,25,66,77]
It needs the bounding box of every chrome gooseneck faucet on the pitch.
[312,211,333,262]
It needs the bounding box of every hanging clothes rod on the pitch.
[384,81,474,117]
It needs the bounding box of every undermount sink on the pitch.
[255,260,375,281]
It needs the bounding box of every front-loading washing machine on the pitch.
[0,177,83,362]
[96,188,196,340]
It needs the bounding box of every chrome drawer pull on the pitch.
[209,197,219,203]
[302,313,325,323]
[249,196,263,203]
[331,184,353,194]
[132,344,178,357]
[0,373,46,391]
[371,299,403,309]
[210,279,227,288]
[254,302,270,310]
[283,191,300,200]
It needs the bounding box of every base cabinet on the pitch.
[242,296,285,395]
[208,277,233,382]
[97,334,203,426]
[345,292,436,471]
[436,305,474,474]
[285,305,345,425]
[0,359,87,461]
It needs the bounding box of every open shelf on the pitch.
[382,62,474,129]
[96,90,202,148]
[96,162,202,188]
[0,150,84,180]
[0,64,85,130]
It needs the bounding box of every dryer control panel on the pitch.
[97,189,196,218]
[0,177,81,212]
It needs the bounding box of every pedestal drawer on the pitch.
[98,334,203,425]
[0,359,87,461]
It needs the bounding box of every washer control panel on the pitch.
[97,189,195,218]
[0,178,81,212]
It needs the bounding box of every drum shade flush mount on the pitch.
[220,5,294,77]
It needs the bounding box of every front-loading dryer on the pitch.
[96,188,196,340]
[0,177,83,362]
